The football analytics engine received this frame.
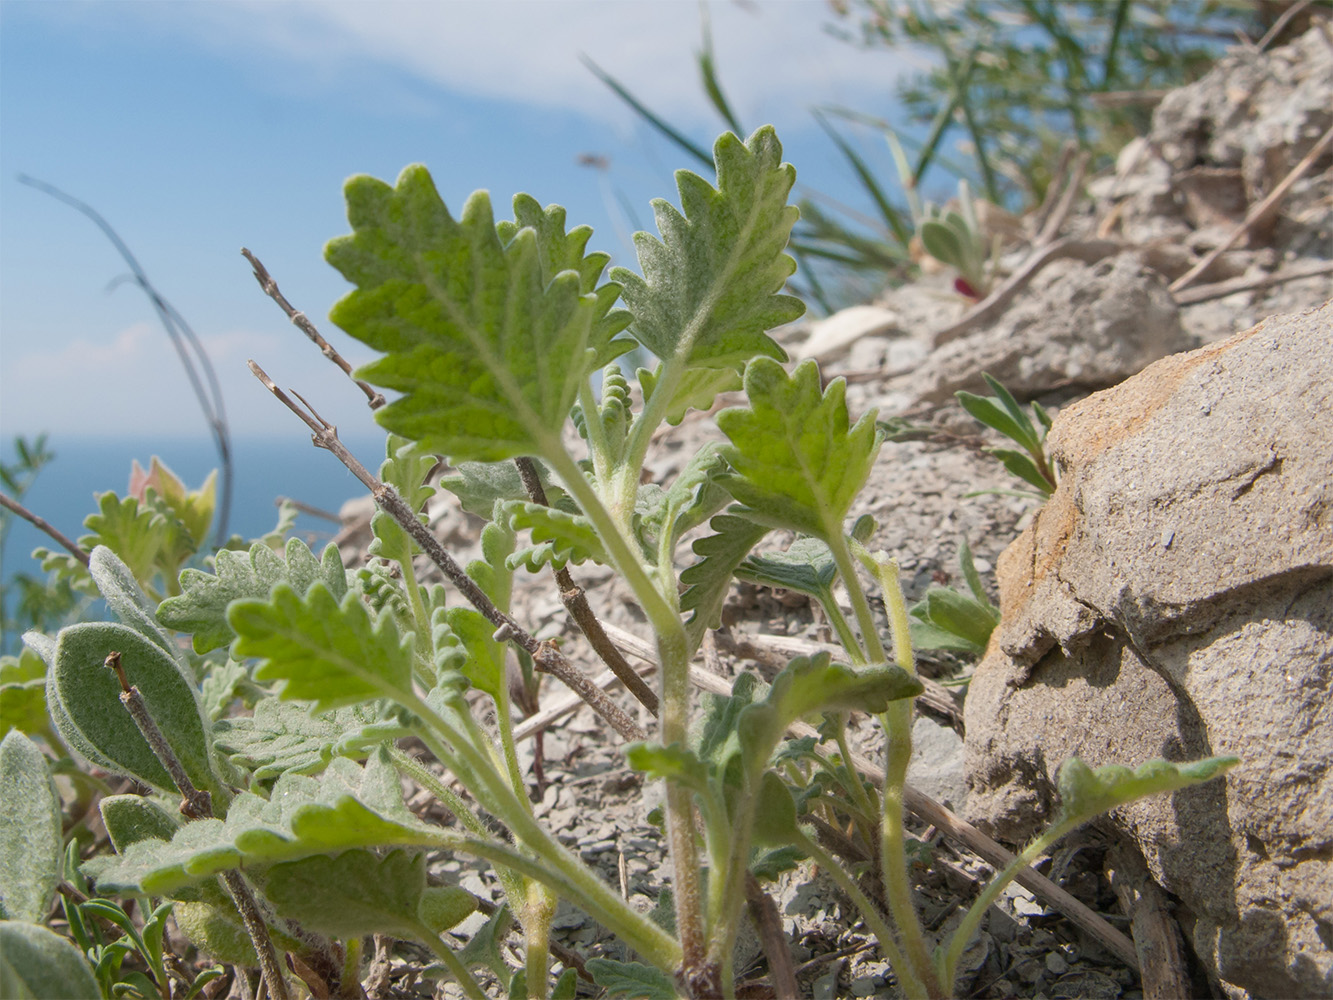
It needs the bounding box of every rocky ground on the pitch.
[331,23,1332,1000]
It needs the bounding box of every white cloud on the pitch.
[79,0,926,131]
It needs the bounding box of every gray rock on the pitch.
[906,715,968,812]
[963,302,1333,999]
[902,253,1188,405]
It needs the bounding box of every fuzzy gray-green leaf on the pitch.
[0,921,100,1000]
[229,583,414,713]
[613,127,803,372]
[0,732,62,922]
[157,538,347,653]
[50,622,218,796]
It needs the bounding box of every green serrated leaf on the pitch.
[327,168,614,462]
[438,460,571,520]
[0,649,49,739]
[679,511,770,652]
[738,653,922,775]
[717,358,881,540]
[633,441,732,555]
[585,957,678,1000]
[86,754,443,896]
[0,732,62,922]
[213,700,403,780]
[78,492,172,587]
[612,126,803,371]
[0,921,100,1000]
[736,535,838,600]
[1054,755,1239,827]
[498,193,635,367]
[49,622,218,796]
[229,583,414,712]
[158,538,347,654]
[199,658,247,721]
[442,607,505,701]
[504,500,607,570]
[265,849,429,940]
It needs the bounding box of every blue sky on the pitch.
[0,1,926,442]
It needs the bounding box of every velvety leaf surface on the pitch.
[439,460,571,519]
[585,958,678,1000]
[504,501,607,571]
[89,546,181,661]
[638,364,742,425]
[0,921,100,1000]
[0,732,61,922]
[738,653,923,771]
[50,622,218,796]
[213,700,406,780]
[612,127,803,371]
[85,754,443,895]
[370,435,439,565]
[498,194,634,367]
[717,358,881,540]
[158,538,347,654]
[326,167,616,461]
[99,794,180,854]
[228,583,414,712]
[265,849,428,940]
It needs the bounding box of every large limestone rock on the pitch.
[963,302,1333,998]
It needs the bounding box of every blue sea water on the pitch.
[1,432,388,643]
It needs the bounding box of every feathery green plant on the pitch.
[4,127,1236,999]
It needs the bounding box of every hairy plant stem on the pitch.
[513,455,658,714]
[938,818,1076,992]
[521,882,556,1000]
[872,557,941,997]
[405,693,682,972]
[247,361,644,742]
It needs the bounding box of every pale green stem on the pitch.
[341,934,363,993]
[818,592,866,665]
[872,555,941,996]
[396,548,432,652]
[522,881,556,1000]
[791,825,927,999]
[403,693,683,972]
[833,714,880,824]
[827,530,886,665]
[579,381,613,490]
[387,745,490,839]
[939,818,1076,991]
[415,920,488,1000]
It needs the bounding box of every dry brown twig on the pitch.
[0,491,90,567]
[241,248,385,410]
[1170,123,1333,294]
[246,360,646,742]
